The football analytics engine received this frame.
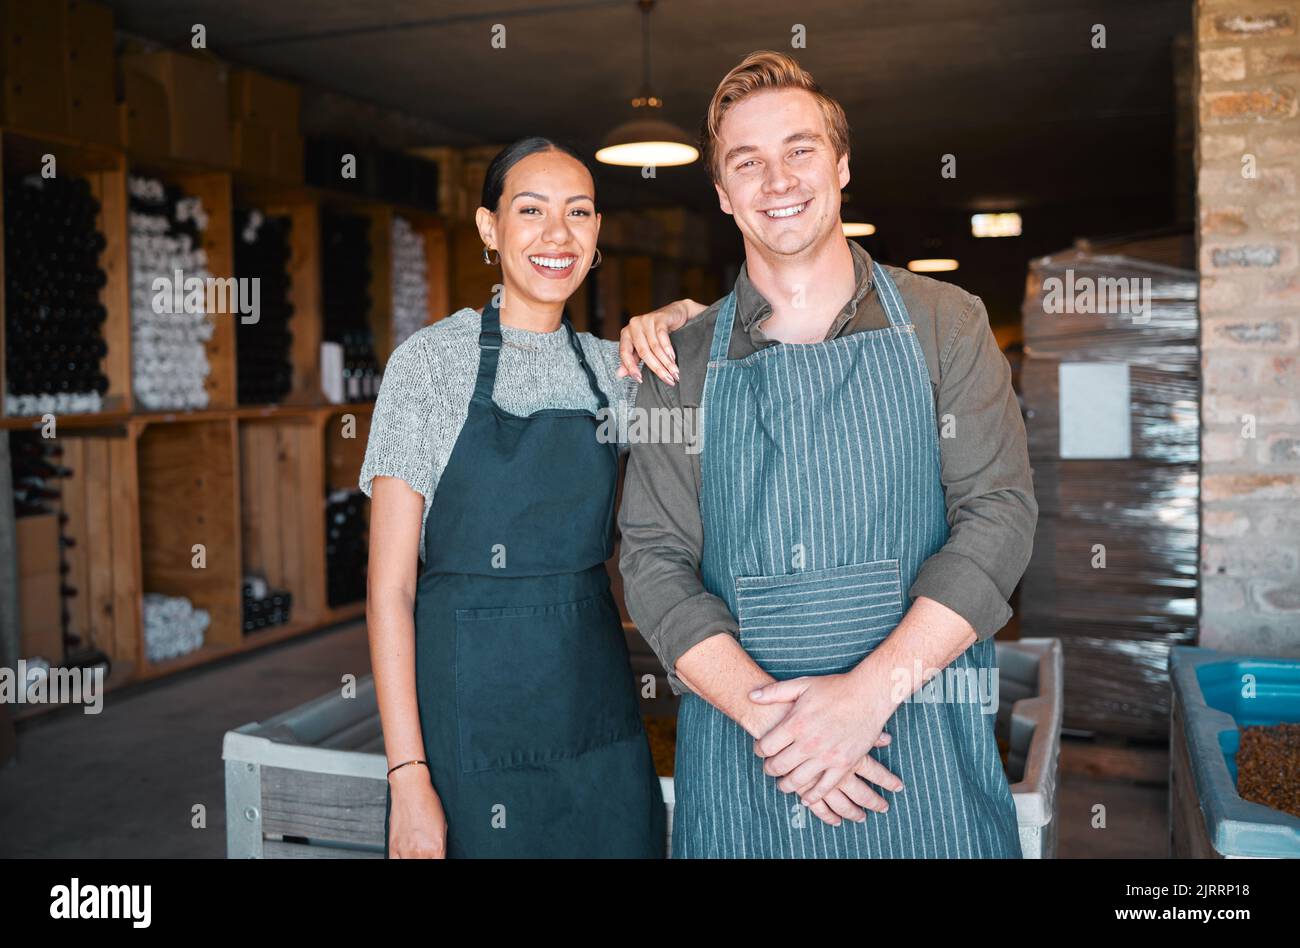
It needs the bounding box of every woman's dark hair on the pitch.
[480,136,597,212]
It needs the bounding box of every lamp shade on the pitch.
[596,116,699,167]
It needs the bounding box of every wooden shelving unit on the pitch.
[2,122,447,716]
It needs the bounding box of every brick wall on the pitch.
[1197,1,1300,652]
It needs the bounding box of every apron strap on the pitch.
[473,298,610,412]
[562,316,610,411]
[707,291,738,363]
[871,260,913,330]
[472,297,505,402]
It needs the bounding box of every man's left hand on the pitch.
[749,671,898,807]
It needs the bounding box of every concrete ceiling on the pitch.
[105,0,1191,216]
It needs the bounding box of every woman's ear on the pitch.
[474,206,498,251]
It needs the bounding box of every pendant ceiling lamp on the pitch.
[595,0,698,167]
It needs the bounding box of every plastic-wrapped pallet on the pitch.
[1019,243,1198,740]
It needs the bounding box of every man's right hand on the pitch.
[388,766,447,858]
[797,745,901,826]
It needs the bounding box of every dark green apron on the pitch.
[383,299,666,858]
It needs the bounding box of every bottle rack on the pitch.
[1,125,450,715]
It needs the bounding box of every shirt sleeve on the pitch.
[591,336,640,455]
[907,293,1039,640]
[358,336,436,502]
[617,367,740,696]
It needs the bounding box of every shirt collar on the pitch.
[734,239,876,337]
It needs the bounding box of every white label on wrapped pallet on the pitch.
[1058,362,1131,459]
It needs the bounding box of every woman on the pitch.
[360,137,700,858]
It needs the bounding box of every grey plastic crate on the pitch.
[224,638,1062,858]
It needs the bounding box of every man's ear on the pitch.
[474,206,498,251]
[837,152,851,190]
[715,181,734,217]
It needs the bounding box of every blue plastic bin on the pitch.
[1168,646,1300,858]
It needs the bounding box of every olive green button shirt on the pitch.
[617,239,1038,696]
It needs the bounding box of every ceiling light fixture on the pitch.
[971,212,1022,238]
[595,0,698,167]
[908,258,960,273]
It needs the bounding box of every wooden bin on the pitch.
[53,427,142,675]
[233,181,322,406]
[238,415,326,633]
[127,164,237,412]
[318,406,370,620]
[317,196,391,367]
[0,128,131,417]
[135,417,240,668]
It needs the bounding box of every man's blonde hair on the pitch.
[702,50,850,184]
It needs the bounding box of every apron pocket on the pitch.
[454,594,643,774]
[734,559,905,679]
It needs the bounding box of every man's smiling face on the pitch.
[713,87,850,262]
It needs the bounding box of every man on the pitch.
[618,51,1037,858]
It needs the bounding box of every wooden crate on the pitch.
[132,166,238,411]
[14,512,61,660]
[233,182,323,406]
[321,406,370,495]
[393,208,449,329]
[318,406,370,620]
[0,128,131,416]
[57,428,141,671]
[7,428,143,679]
[238,416,326,630]
[135,417,241,662]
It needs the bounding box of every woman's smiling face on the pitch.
[476,148,601,310]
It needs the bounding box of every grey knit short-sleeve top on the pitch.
[358,307,639,563]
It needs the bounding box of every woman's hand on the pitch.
[388,766,447,858]
[617,298,707,385]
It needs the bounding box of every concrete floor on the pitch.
[0,620,1168,858]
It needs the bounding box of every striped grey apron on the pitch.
[673,261,1022,858]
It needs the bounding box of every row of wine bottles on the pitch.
[391,215,429,349]
[235,209,295,405]
[242,574,294,633]
[129,174,214,410]
[325,489,368,607]
[321,212,381,402]
[4,174,110,416]
[5,179,420,416]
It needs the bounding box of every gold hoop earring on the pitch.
[482,246,499,266]
[591,248,602,269]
